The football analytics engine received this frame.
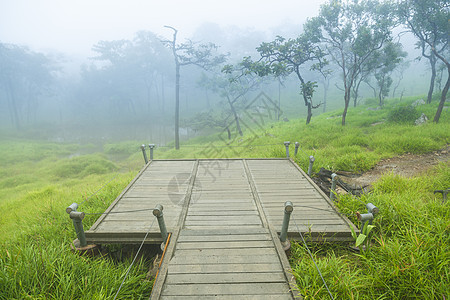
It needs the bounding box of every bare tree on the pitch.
[162,26,226,149]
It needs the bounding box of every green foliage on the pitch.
[312,0,396,124]
[104,141,141,156]
[0,138,148,298]
[0,96,449,298]
[53,154,117,178]
[294,163,450,299]
[387,105,420,124]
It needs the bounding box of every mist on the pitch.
[0,0,447,146]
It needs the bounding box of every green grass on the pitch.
[0,95,449,299]
[290,163,450,299]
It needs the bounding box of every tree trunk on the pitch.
[342,87,351,126]
[175,64,180,149]
[433,66,449,123]
[6,79,20,130]
[306,102,312,125]
[378,76,384,106]
[322,78,328,113]
[353,77,363,107]
[427,54,437,104]
[227,96,242,136]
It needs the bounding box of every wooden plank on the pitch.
[184,220,262,226]
[268,218,346,225]
[187,206,256,211]
[161,283,291,296]
[160,295,293,300]
[287,159,359,233]
[165,272,287,284]
[85,231,163,244]
[244,160,302,299]
[150,228,180,300]
[184,216,261,221]
[175,240,275,249]
[169,254,280,265]
[184,225,264,230]
[177,234,271,242]
[173,247,276,257]
[190,199,255,203]
[94,220,178,230]
[167,263,283,274]
[87,161,153,232]
[187,210,258,216]
[179,228,269,235]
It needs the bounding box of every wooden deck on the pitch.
[85,159,356,244]
[85,158,357,299]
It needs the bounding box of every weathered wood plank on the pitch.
[177,234,271,242]
[184,225,264,230]
[173,247,276,257]
[187,210,258,216]
[169,254,280,265]
[167,263,283,274]
[179,228,268,236]
[184,220,262,226]
[165,272,287,284]
[161,283,291,296]
[175,240,274,249]
[183,215,261,221]
[160,295,293,300]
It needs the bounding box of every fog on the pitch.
[0,0,326,55]
[0,0,446,146]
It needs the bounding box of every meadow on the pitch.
[0,96,449,299]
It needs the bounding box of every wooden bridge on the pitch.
[85,159,357,299]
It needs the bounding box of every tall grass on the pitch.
[0,95,448,298]
[290,163,450,299]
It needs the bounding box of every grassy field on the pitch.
[0,96,449,299]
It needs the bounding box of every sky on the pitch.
[0,0,327,56]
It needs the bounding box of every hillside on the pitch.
[0,96,449,299]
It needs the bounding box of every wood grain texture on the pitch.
[83,159,359,299]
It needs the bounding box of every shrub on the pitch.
[387,106,420,124]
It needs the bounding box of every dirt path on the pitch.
[343,145,449,190]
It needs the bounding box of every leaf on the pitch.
[355,234,367,248]
[350,226,357,240]
[366,225,375,236]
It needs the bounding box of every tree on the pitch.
[391,59,410,98]
[418,42,438,104]
[0,43,55,130]
[189,110,233,139]
[87,31,172,122]
[239,33,327,124]
[162,26,227,149]
[374,42,407,105]
[398,0,449,123]
[313,0,394,125]
[203,66,262,137]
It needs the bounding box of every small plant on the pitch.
[387,105,419,124]
[350,221,376,253]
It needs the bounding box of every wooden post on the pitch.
[141,144,148,164]
[284,141,290,158]
[330,173,337,200]
[149,144,155,160]
[153,204,168,243]
[308,156,315,176]
[280,201,293,244]
[69,211,87,247]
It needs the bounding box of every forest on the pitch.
[0,0,448,146]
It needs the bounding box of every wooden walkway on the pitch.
[85,159,357,299]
